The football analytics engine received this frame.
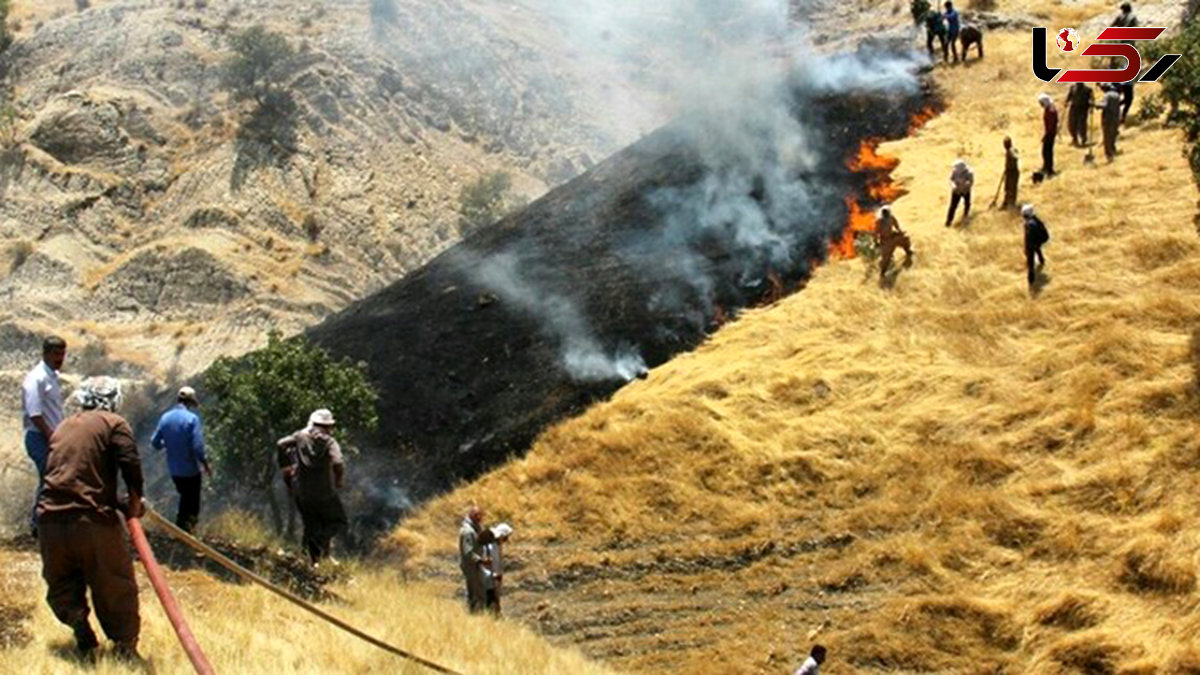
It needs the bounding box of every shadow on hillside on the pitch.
[231,92,300,192]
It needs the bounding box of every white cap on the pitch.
[1037,93,1052,105]
[309,408,336,426]
[178,386,198,403]
[490,523,514,540]
[1021,204,1035,216]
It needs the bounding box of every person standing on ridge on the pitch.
[22,335,67,537]
[38,376,143,661]
[152,386,211,533]
[1066,82,1094,146]
[1022,204,1050,288]
[1038,93,1059,177]
[459,506,490,613]
[1097,83,1123,161]
[946,159,974,227]
[943,1,962,62]
[925,8,948,62]
[277,409,347,565]
[1001,137,1020,210]
[874,206,913,281]
[794,645,828,675]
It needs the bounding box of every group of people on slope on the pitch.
[20,334,351,659]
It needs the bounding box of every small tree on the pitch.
[203,331,379,533]
[222,25,295,105]
[1143,21,1200,181]
[459,171,523,234]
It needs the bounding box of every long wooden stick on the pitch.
[143,507,462,675]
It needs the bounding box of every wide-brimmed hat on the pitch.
[309,408,336,426]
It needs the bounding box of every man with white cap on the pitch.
[482,522,513,615]
[277,408,347,564]
[151,386,211,532]
[459,505,488,613]
[945,159,974,228]
[1038,93,1059,177]
[1021,204,1050,288]
[38,376,143,660]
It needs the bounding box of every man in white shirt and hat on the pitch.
[483,522,513,615]
[22,335,67,536]
[277,408,347,564]
[945,159,974,228]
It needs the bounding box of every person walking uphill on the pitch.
[1022,204,1050,288]
[1038,93,1059,177]
[459,506,491,613]
[946,159,974,227]
[22,335,66,536]
[277,409,347,564]
[38,376,143,660]
[152,386,211,533]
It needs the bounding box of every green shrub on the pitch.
[910,0,931,25]
[459,171,520,234]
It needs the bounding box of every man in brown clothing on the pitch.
[278,408,347,564]
[37,376,143,659]
[875,206,912,281]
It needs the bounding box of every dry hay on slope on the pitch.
[388,22,1200,675]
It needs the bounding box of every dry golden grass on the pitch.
[0,544,615,675]
[389,17,1200,675]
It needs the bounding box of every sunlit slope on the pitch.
[0,546,615,675]
[389,27,1200,674]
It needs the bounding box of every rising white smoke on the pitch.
[462,0,922,380]
[467,251,647,383]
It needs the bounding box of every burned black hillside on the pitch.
[306,63,936,513]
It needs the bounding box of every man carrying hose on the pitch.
[37,376,143,660]
[278,408,347,565]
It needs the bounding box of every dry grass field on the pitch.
[3,2,1200,674]
[0,542,614,675]
[387,15,1200,675]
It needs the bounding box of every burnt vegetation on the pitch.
[303,69,939,514]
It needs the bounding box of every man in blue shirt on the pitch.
[151,386,211,532]
[943,1,961,62]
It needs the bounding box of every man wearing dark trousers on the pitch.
[1022,204,1050,288]
[151,386,211,532]
[278,409,347,564]
[38,376,143,660]
[1038,93,1059,177]
[22,335,66,536]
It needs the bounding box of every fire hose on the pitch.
[142,506,464,675]
[127,514,216,675]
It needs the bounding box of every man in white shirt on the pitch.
[22,335,67,535]
[482,523,513,615]
[793,644,827,675]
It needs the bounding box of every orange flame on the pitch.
[831,139,907,260]
[908,105,939,134]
